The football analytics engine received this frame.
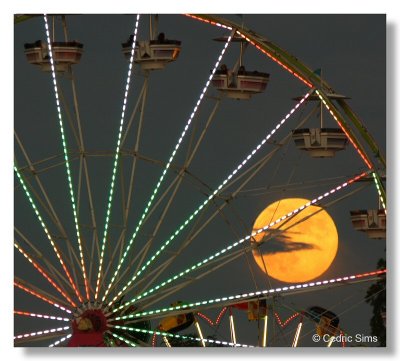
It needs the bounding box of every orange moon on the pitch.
[252,198,338,283]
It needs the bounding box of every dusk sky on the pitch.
[12,11,387,349]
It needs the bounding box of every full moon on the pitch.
[252,198,338,283]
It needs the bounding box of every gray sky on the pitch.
[14,14,386,347]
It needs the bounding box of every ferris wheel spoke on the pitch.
[106,89,313,307]
[15,242,77,307]
[119,77,149,253]
[119,80,147,149]
[69,69,103,287]
[61,65,104,295]
[237,174,350,198]
[125,99,223,292]
[130,202,213,298]
[101,32,234,303]
[14,278,73,314]
[14,310,70,322]
[14,327,70,344]
[109,164,202,292]
[121,197,244,301]
[14,132,72,240]
[94,14,141,301]
[43,14,90,300]
[99,76,150,295]
[106,331,137,347]
[14,227,77,293]
[14,165,83,303]
[56,85,82,150]
[48,333,72,347]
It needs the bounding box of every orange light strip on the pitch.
[184,14,313,88]
[15,243,77,307]
[14,281,72,314]
[316,90,373,169]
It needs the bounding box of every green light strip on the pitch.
[102,33,234,302]
[111,325,253,347]
[14,165,82,302]
[43,15,89,300]
[94,14,141,300]
[372,172,386,211]
[109,332,137,347]
[106,90,312,307]
[110,171,367,313]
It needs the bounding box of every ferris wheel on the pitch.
[14,14,386,347]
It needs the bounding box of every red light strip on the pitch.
[152,331,157,347]
[216,307,228,324]
[197,307,227,327]
[184,14,313,88]
[14,310,70,322]
[197,312,215,326]
[316,90,373,169]
[14,281,72,314]
[15,243,77,307]
[274,312,300,328]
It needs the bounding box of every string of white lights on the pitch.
[112,266,383,321]
[14,326,70,340]
[49,334,72,347]
[95,14,141,300]
[43,14,89,300]
[109,332,137,347]
[102,30,235,302]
